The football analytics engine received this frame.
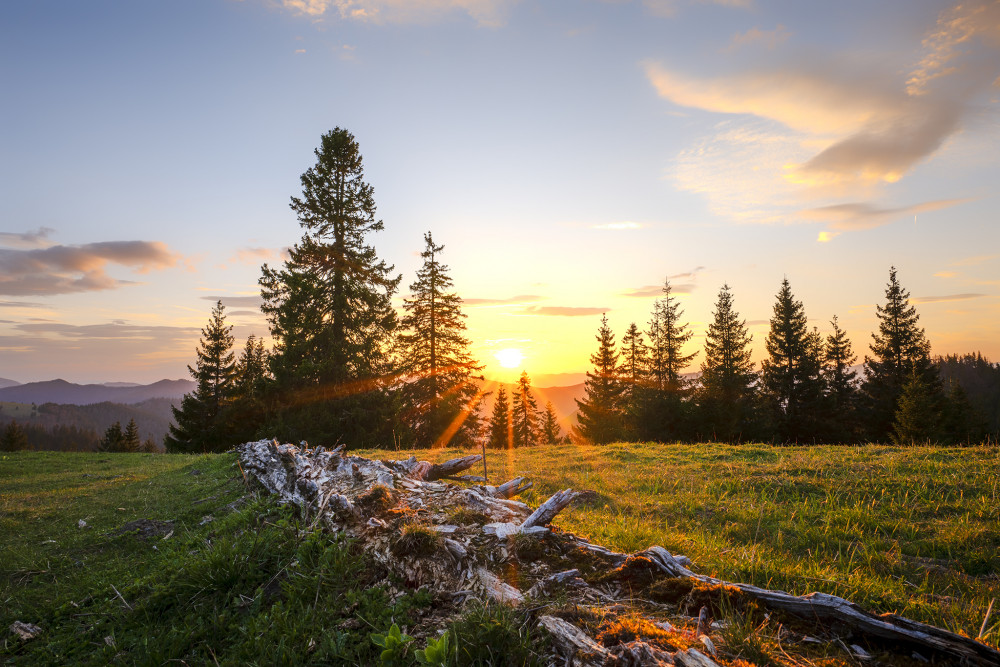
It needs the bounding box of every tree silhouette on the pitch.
[1,421,29,451]
[398,232,484,448]
[576,314,625,444]
[822,315,859,441]
[166,301,237,453]
[260,128,401,447]
[698,284,756,442]
[540,401,562,445]
[511,371,541,447]
[760,278,824,442]
[487,385,511,450]
[862,267,940,441]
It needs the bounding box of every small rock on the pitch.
[10,621,42,641]
[699,635,717,656]
[104,636,115,647]
[77,519,87,529]
[199,515,214,526]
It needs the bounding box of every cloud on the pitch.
[0,300,45,308]
[0,227,55,249]
[522,306,608,317]
[0,241,181,296]
[911,293,988,303]
[649,1,1000,227]
[281,0,517,26]
[622,282,696,298]
[799,198,968,231]
[816,231,839,243]
[726,24,790,51]
[200,295,264,308]
[952,253,1000,266]
[226,310,267,318]
[464,294,543,306]
[589,221,646,230]
[934,271,957,278]
[227,246,288,265]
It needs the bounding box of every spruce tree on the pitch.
[99,422,125,453]
[398,232,484,448]
[1,420,29,451]
[122,418,141,453]
[260,128,401,447]
[227,334,270,443]
[540,401,562,445]
[165,301,237,453]
[511,371,541,447]
[575,314,625,444]
[698,284,756,442]
[487,385,511,449]
[892,370,941,445]
[760,278,824,442]
[618,322,647,439]
[822,316,859,441]
[643,279,697,441]
[862,267,940,441]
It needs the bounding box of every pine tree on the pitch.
[227,334,271,443]
[99,421,125,453]
[617,322,647,439]
[576,315,625,444]
[642,279,698,441]
[760,279,824,442]
[165,301,237,453]
[487,385,511,449]
[1,420,29,451]
[398,232,484,448]
[862,267,940,441]
[698,284,756,442]
[512,371,541,447]
[892,370,942,445]
[122,418,141,453]
[260,128,401,448]
[822,315,858,441]
[141,437,159,453]
[540,401,562,445]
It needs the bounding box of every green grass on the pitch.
[3,443,998,664]
[362,442,1000,646]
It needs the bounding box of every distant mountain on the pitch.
[0,378,195,406]
[103,382,143,388]
[0,398,178,449]
[0,378,20,390]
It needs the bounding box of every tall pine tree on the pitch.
[511,372,540,447]
[642,278,697,441]
[260,128,401,447]
[398,232,484,448]
[822,316,859,442]
[540,401,562,445]
[617,322,647,439]
[165,301,237,453]
[697,284,756,442]
[760,278,824,442]
[575,314,625,444]
[862,267,940,441]
[487,385,512,449]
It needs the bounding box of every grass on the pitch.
[362,442,1000,647]
[2,443,998,664]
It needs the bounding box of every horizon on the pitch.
[2,1,998,385]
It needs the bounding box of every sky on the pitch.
[1,0,998,386]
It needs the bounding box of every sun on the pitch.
[494,348,524,369]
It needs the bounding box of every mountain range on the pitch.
[0,378,195,406]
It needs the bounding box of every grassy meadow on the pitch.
[2,443,998,664]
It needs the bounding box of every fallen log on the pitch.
[236,440,1000,666]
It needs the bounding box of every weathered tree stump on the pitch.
[237,439,1000,666]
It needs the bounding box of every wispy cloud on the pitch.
[951,253,1000,267]
[726,24,790,52]
[280,0,517,26]
[200,295,264,308]
[464,294,543,306]
[522,305,608,317]
[0,227,55,249]
[648,0,1000,232]
[912,293,988,303]
[799,198,969,231]
[0,300,45,308]
[0,241,181,296]
[622,283,695,297]
[589,221,646,230]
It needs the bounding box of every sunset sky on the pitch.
[1,0,998,386]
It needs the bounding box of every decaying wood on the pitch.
[237,439,1000,667]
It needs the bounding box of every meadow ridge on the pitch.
[2,443,998,664]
